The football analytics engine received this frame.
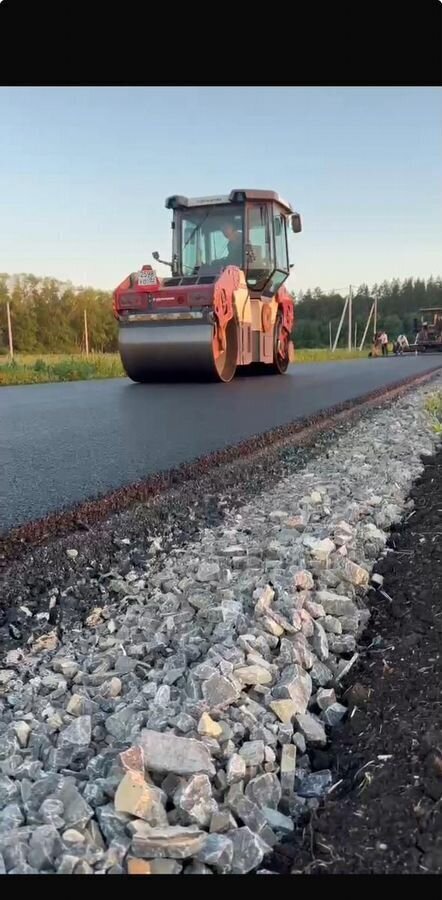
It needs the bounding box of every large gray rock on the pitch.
[238,741,265,767]
[316,688,336,711]
[58,715,91,747]
[60,783,93,831]
[323,615,342,635]
[272,664,312,714]
[310,538,335,562]
[304,599,326,619]
[131,823,207,859]
[245,773,281,810]
[312,621,329,661]
[315,591,359,618]
[228,795,277,847]
[26,774,65,812]
[39,798,65,829]
[328,634,356,654]
[310,660,334,687]
[0,775,18,807]
[261,807,294,834]
[295,713,327,747]
[105,708,139,741]
[174,774,218,827]
[321,702,347,727]
[202,674,240,708]
[176,713,196,734]
[359,523,386,555]
[339,613,360,634]
[195,833,234,873]
[297,770,332,798]
[1,835,29,872]
[196,562,220,582]
[289,633,315,670]
[138,729,215,776]
[0,803,24,832]
[52,657,79,680]
[27,825,62,871]
[292,732,306,753]
[96,805,131,843]
[226,753,246,784]
[229,826,271,874]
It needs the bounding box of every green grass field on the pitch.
[0,353,124,385]
[425,392,442,434]
[0,348,366,386]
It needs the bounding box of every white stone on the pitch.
[226,754,246,784]
[14,720,31,748]
[234,665,272,686]
[311,538,336,563]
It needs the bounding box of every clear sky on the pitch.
[0,87,441,294]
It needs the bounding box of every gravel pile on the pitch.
[0,378,440,875]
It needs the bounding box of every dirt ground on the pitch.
[272,446,442,875]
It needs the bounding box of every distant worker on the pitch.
[395,334,409,356]
[379,330,389,357]
[369,332,381,358]
[222,221,243,268]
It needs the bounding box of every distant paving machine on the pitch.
[113,189,302,382]
[414,308,442,351]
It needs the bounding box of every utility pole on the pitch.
[373,295,378,336]
[332,296,349,352]
[348,285,352,351]
[359,302,374,351]
[6,301,14,360]
[84,309,89,356]
[329,321,332,350]
[354,320,357,349]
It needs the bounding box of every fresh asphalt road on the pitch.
[1,356,441,533]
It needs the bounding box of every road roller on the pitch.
[113,189,302,383]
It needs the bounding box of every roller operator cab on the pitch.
[113,189,302,383]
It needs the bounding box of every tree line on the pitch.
[0,274,118,354]
[0,273,441,354]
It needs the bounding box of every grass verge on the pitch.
[294,348,363,363]
[425,391,442,434]
[0,354,124,385]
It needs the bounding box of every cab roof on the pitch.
[165,189,294,214]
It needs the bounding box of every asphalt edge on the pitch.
[1,367,441,565]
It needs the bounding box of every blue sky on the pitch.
[0,87,441,294]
